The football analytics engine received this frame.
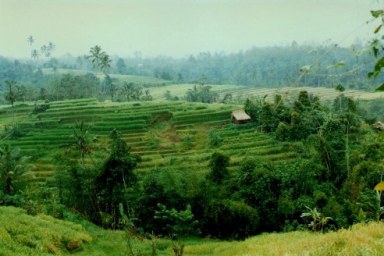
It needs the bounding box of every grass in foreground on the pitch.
[0,206,91,255]
[186,222,384,256]
[2,205,384,256]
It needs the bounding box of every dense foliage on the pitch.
[1,89,382,242]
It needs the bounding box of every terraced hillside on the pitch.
[0,99,296,186]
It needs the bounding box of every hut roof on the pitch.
[231,109,251,121]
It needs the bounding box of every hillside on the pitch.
[0,99,296,185]
[1,85,382,187]
[0,206,92,255]
[186,221,384,256]
[1,94,383,253]
[2,205,384,256]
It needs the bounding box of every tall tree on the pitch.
[0,145,27,196]
[99,54,111,74]
[47,42,55,52]
[87,45,103,70]
[3,80,18,125]
[116,58,127,74]
[68,122,93,166]
[367,9,384,91]
[3,80,17,108]
[40,45,48,57]
[40,42,55,58]
[96,129,140,228]
[87,45,111,74]
[208,152,230,184]
[31,49,39,61]
[27,35,34,47]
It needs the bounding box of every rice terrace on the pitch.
[1,1,384,256]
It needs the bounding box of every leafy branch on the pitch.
[368,9,384,91]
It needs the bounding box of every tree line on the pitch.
[1,42,382,98]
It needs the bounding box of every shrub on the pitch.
[201,200,259,239]
[154,203,198,237]
[32,102,50,114]
[208,129,223,147]
[183,134,193,150]
[207,152,229,184]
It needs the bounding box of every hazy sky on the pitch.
[0,0,382,59]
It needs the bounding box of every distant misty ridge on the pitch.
[0,41,381,91]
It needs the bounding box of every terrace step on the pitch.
[0,99,298,187]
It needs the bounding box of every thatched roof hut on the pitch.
[231,109,251,124]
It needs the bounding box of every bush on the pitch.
[183,134,193,150]
[201,200,259,239]
[154,203,199,237]
[32,102,50,114]
[2,124,25,139]
[207,152,229,184]
[208,129,223,147]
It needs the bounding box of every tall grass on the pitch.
[3,204,384,256]
[184,222,384,256]
[0,206,92,255]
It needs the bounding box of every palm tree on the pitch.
[87,45,103,70]
[301,206,332,232]
[100,54,111,74]
[40,45,48,57]
[0,145,28,195]
[69,122,93,166]
[47,42,55,51]
[87,45,112,74]
[4,80,17,107]
[31,49,39,61]
[27,35,34,47]
[3,80,17,125]
[335,84,345,113]
[76,56,83,68]
[45,42,56,57]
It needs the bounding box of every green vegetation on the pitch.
[0,206,91,255]
[0,90,382,243]
[368,10,384,92]
[2,205,384,256]
[1,8,384,254]
[189,222,384,256]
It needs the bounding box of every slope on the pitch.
[0,99,297,186]
[2,204,384,256]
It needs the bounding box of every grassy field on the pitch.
[2,205,384,256]
[149,83,384,102]
[188,221,384,256]
[0,206,92,255]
